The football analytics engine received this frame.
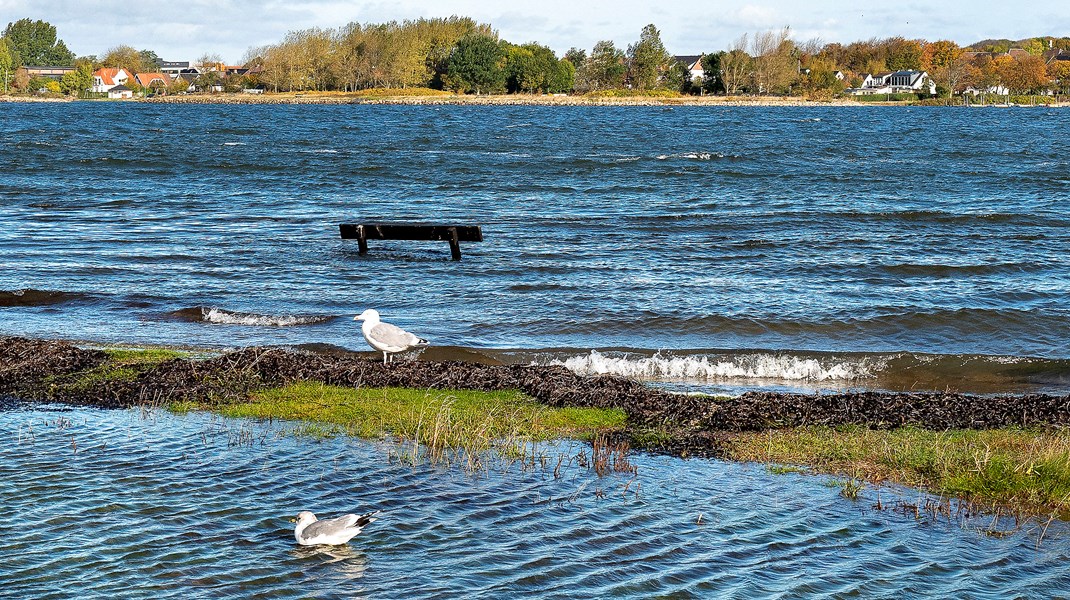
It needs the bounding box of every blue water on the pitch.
[2,102,1070,393]
[3,404,1068,598]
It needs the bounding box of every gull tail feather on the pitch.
[355,510,382,529]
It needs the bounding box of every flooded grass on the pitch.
[171,382,627,468]
[726,426,1070,516]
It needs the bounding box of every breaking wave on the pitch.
[554,350,881,382]
[169,307,333,327]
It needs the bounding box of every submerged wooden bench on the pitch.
[339,223,483,261]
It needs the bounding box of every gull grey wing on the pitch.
[299,514,359,540]
[369,322,425,348]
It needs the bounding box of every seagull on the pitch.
[354,309,428,363]
[292,510,381,546]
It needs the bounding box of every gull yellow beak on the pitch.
[288,517,296,523]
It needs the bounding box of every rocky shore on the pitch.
[4,337,1069,456]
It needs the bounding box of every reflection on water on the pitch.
[2,404,1069,598]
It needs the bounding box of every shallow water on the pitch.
[2,404,1069,598]
[2,103,1070,394]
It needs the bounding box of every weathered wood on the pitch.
[340,223,483,260]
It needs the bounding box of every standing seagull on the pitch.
[293,510,381,546]
[354,309,428,363]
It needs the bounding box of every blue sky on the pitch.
[1,0,1066,63]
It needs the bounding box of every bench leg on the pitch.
[448,227,461,260]
[357,225,368,255]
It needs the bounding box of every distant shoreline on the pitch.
[7,92,1064,108]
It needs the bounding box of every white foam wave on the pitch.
[222,142,246,146]
[555,350,880,382]
[656,152,721,161]
[201,307,329,327]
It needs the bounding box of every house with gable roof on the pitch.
[91,67,132,93]
[673,55,704,84]
[135,72,172,92]
[849,70,935,95]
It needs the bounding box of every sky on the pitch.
[1,0,1067,64]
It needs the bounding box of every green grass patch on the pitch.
[176,382,626,450]
[727,426,1070,515]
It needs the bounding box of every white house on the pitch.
[106,84,133,99]
[674,55,704,85]
[850,70,935,95]
[91,67,131,93]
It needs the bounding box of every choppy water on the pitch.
[3,404,1069,598]
[2,103,1070,394]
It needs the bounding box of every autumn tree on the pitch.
[923,40,969,96]
[997,54,1048,94]
[886,37,923,70]
[749,27,797,94]
[720,35,751,95]
[1049,60,1070,94]
[627,24,672,90]
[100,45,157,73]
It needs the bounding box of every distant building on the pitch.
[849,70,935,95]
[159,61,193,76]
[92,67,132,93]
[673,55,704,83]
[24,66,74,81]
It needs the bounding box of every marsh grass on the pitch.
[49,348,191,394]
[173,382,627,470]
[727,426,1070,516]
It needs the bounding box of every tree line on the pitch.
[2,16,1069,98]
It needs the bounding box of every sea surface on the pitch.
[3,404,1069,599]
[2,102,1070,394]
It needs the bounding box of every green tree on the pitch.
[627,24,671,90]
[563,48,586,69]
[3,18,74,66]
[503,42,563,93]
[548,58,575,93]
[0,38,13,93]
[582,40,625,90]
[59,59,93,96]
[701,51,725,94]
[446,34,503,94]
[139,49,161,69]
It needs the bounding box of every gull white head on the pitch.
[294,511,317,527]
[354,309,380,323]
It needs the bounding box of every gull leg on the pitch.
[382,351,388,364]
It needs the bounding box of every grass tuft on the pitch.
[173,382,627,468]
[728,426,1070,516]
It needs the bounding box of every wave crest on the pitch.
[170,307,333,327]
[555,350,880,382]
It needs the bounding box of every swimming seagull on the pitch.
[354,309,428,363]
[292,510,381,546]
